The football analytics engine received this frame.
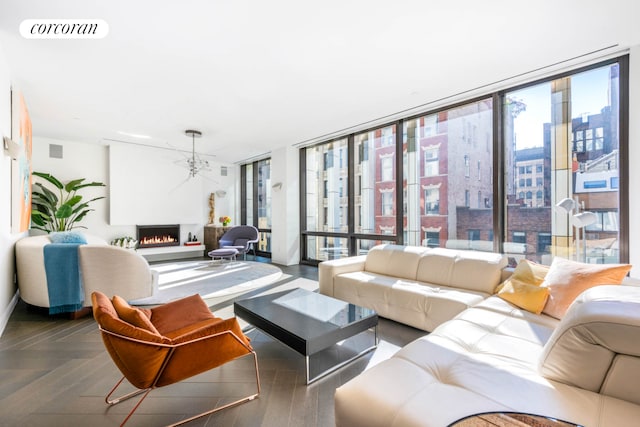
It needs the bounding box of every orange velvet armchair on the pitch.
[91,291,260,427]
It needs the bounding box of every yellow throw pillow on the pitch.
[112,295,160,335]
[497,280,550,314]
[495,259,549,293]
[541,257,631,319]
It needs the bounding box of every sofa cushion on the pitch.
[541,257,631,319]
[415,248,456,287]
[334,271,486,332]
[472,296,560,330]
[417,248,506,294]
[363,244,426,281]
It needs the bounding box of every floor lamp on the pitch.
[555,197,598,262]
[572,211,598,262]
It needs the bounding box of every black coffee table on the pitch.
[234,288,378,384]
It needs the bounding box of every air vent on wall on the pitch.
[49,144,63,159]
[221,166,228,176]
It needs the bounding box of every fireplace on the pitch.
[136,224,180,248]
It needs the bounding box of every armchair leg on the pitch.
[167,351,261,427]
[105,352,261,427]
[104,376,153,427]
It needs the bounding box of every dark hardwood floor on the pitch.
[0,259,426,427]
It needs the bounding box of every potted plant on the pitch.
[110,236,138,249]
[31,171,106,233]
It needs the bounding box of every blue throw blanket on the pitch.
[43,243,84,314]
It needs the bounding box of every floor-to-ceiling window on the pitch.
[353,125,400,253]
[241,158,272,257]
[504,62,623,265]
[302,138,350,260]
[300,57,627,266]
[403,99,494,252]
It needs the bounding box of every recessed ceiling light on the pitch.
[117,131,152,139]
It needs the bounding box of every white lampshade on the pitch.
[555,197,575,213]
[572,211,598,228]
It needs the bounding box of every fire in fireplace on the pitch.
[136,224,180,248]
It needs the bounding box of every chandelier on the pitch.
[184,129,210,178]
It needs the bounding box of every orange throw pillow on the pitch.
[112,295,160,335]
[541,257,631,319]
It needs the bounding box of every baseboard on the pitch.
[0,290,19,337]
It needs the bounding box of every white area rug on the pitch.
[129,260,284,305]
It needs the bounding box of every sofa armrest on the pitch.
[318,255,367,297]
[538,285,640,404]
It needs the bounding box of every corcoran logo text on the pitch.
[20,19,109,39]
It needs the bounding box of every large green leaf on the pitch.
[32,205,54,220]
[70,202,89,215]
[55,204,73,219]
[33,183,59,205]
[31,211,47,226]
[86,196,105,203]
[66,195,83,207]
[31,198,54,213]
[33,172,63,189]
[74,181,106,190]
[64,178,86,192]
[72,209,92,223]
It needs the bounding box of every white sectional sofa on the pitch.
[319,244,508,332]
[319,244,640,426]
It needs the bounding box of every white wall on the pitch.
[30,137,237,244]
[628,45,640,277]
[0,43,20,335]
[270,146,300,265]
[110,143,204,225]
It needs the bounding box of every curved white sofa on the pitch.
[15,234,157,309]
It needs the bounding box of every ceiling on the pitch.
[0,0,637,164]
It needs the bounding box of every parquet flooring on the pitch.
[0,260,426,427]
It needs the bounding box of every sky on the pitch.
[511,65,613,149]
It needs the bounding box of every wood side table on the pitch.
[450,412,581,427]
[203,225,231,253]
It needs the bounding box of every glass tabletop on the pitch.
[271,288,374,326]
[234,288,378,355]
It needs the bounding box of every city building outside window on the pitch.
[382,191,393,216]
[301,58,626,266]
[464,155,470,177]
[240,159,272,256]
[381,156,394,181]
[425,188,440,215]
[424,147,439,176]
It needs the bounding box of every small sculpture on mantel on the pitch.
[208,193,216,224]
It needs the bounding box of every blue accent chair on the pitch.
[219,225,260,260]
